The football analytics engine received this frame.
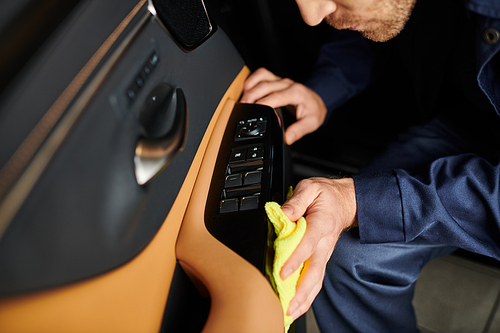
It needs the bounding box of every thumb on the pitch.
[284,119,311,145]
[281,195,308,223]
[284,129,297,145]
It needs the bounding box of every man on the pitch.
[240,0,500,331]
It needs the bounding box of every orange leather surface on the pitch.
[0,66,283,333]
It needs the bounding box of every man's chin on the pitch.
[359,26,402,42]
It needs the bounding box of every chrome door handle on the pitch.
[135,84,187,185]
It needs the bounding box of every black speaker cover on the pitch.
[152,0,216,51]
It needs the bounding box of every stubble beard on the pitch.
[325,0,417,42]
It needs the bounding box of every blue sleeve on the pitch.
[305,30,375,121]
[353,154,500,260]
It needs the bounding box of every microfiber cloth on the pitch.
[265,189,307,332]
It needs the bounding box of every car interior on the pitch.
[1,0,500,332]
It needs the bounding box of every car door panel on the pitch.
[0,0,285,331]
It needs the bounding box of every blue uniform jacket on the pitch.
[306,0,500,259]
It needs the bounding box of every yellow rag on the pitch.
[265,189,307,332]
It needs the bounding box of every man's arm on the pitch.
[305,30,375,120]
[283,153,500,319]
[355,154,500,258]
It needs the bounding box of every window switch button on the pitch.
[244,171,261,185]
[225,174,242,188]
[240,196,259,211]
[220,199,239,213]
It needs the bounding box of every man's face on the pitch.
[295,0,417,42]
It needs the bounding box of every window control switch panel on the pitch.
[204,103,287,274]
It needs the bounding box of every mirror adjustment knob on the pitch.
[240,123,261,137]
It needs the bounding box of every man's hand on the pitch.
[240,68,327,145]
[280,177,358,320]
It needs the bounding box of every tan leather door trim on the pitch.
[0,66,280,333]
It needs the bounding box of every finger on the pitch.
[281,222,323,280]
[288,267,323,319]
[288,239,333,318]
[284,115,319,145]
[244,68,280,90]
[241,68,280,100]
[288,259,325,319]
[281,190,338,280]
[240,78,294,105]
[254,80,300,106]
[281,179,319,221]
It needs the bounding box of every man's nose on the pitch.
[295,0,337,26]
